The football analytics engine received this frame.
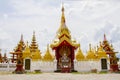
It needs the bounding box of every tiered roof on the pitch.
[51,5,80,49]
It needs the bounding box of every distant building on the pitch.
[0,49,8,63]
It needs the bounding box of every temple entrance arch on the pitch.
[51,41,79,72]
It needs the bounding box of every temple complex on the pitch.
[0,5,119,73]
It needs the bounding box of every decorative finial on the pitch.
[97,45,99,50]
[32,31,36,41]
[104,34,107,41]
[20,34,23,41]
[26,41,29,46]
[47,44,49,50]
[99,41,102,47]
[89,44,92,51]
[33,31,35,35]
[4,50,7,57]
[62,3,64,12]
[61,3,65,23]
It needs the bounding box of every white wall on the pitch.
[0,58,110,72]
[0,63,16,71]
[74,58,110,72]
[29,60,57,72]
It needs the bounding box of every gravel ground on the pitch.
[0,73,120,80]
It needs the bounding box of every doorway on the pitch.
[25,59,31,70]
[101,59,107,70]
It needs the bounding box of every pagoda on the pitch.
[10,34,26,73]
[97,42,108,59]
[2,51,8,63]
[75,46,85,61]
[43,44,54,61]
[0,49,8,63]
[22,41,31,59]
[102,34,119,71]
[86,44,97,60]
[50,5,80,72]
[29,31,42,61]
[22,31,42,61]
[10,34,25,63]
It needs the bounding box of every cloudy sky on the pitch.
[0,0,120,57]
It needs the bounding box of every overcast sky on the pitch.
[0,0,120,57]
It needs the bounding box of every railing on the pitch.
[0,63,16,71]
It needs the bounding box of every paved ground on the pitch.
[0,72,120,80]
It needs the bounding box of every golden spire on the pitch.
[104,33,107,41]
[50,4,80,50]
[29,31,42,61]
[30,31,38,52]
[57,4,71,39]
[61,4,65,24]
[19,34,25,48]
[14,34,25,52]
[20,34,23,42]
[43,44,54,61]
[76,46,85,61]
[32,31,36,41]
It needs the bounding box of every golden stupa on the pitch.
[86,44,97,60]
[22,41,31,59]
[97,42,108,59]
[22,31,42,61]
[43,44,54,62]
[76,46,85,61]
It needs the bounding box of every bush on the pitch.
[91,69,97,73]
[34,70,41,73]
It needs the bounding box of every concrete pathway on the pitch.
[0,73,120,80]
